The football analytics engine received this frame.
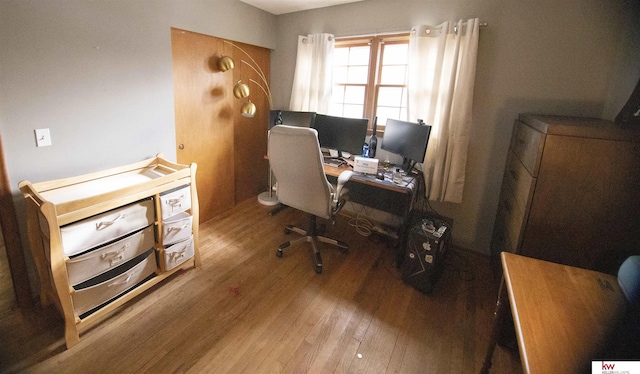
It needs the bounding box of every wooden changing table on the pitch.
[19,155,199,348]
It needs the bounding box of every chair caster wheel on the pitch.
[276,250,283,258]
[315,265,322,274]
[284,228,291,234]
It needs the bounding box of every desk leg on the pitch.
[394,222,408,268]
[481,277,509,374]
[394,203,414,268]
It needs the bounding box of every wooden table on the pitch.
[482,252,627,373]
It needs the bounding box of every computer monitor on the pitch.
[269,110,316,128]
[312,114,369,158]
[381,118,431,171]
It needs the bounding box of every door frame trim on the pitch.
[0,134,33,308]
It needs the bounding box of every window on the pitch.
[330,33,410,134]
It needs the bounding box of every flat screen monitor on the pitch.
[312,114,369,157]
[381,118,431,170]
[269,110,316,128]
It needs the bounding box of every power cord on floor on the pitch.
[348,214,374,237]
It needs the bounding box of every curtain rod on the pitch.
[414,21,488,36]
[336,21,487,40]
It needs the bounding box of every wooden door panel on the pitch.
[229,41,270,205]
[171,29,269,223]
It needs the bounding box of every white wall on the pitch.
[0,0,276,294]
[0,0,276,189]
[271,0,640,254]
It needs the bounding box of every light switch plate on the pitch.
[35,128,52,147]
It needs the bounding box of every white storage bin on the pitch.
[160,185,191,219]
[72,250,157,317]
[60,199,155,257]
[66,225,155,286]
[162,212,193,246]
[161,236,194,272]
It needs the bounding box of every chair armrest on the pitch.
[331,170,353,216]
[335,170,353,198]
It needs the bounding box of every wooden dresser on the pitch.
[491,114,640,276]
[19,155,199,348]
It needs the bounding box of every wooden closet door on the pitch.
[171,28,269,223]
[230,41,270,207]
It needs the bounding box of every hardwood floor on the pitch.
[0,197,520,373]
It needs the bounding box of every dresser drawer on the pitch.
[162,212,192,246]
[72,249,157,317]
[160,185,191,219]
[160,236,194,272]
[510,120,545,177]
[60,199,155,257]
[496,179,525,250]
[504,150,536,214]
[491,221,515,254]
[66,225,155,286]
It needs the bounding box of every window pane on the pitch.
[376,107,402,124]
[349,46,370,65]
[382,44,408,65]
[344,85,365,104]
[400,87,407,109]
[377,87,403,107]
[380,66,407,85]
[347,66,368,84]
[332,34,409,129]
[332,86,345,103]
[343,104,364,118]
[329,103,343,117]
[334,67,348,84]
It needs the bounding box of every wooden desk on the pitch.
[323,163,417,194]
[324,163,419,265]
[482,252,627,373]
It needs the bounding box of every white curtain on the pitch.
[408,19,480,203]
[289,33,335,113]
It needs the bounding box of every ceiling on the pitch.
[239,0,364,15]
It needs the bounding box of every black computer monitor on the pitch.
[269,110,316,128]
[312,114,369,157]
[381,118,431,171]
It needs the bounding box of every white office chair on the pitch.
[268,125,353,273]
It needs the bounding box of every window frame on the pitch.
[333,33,410,136]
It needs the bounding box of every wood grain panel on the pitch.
[492,115,640,278]
[171,28,235,222]
[502,253,626,374]
[229,40,270,205]
[171,29,269,222]
[523,133,640,272]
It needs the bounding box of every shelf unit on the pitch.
[19,155,199,348]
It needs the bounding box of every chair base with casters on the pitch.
[268,125,353,274]
[276,214,348,274]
